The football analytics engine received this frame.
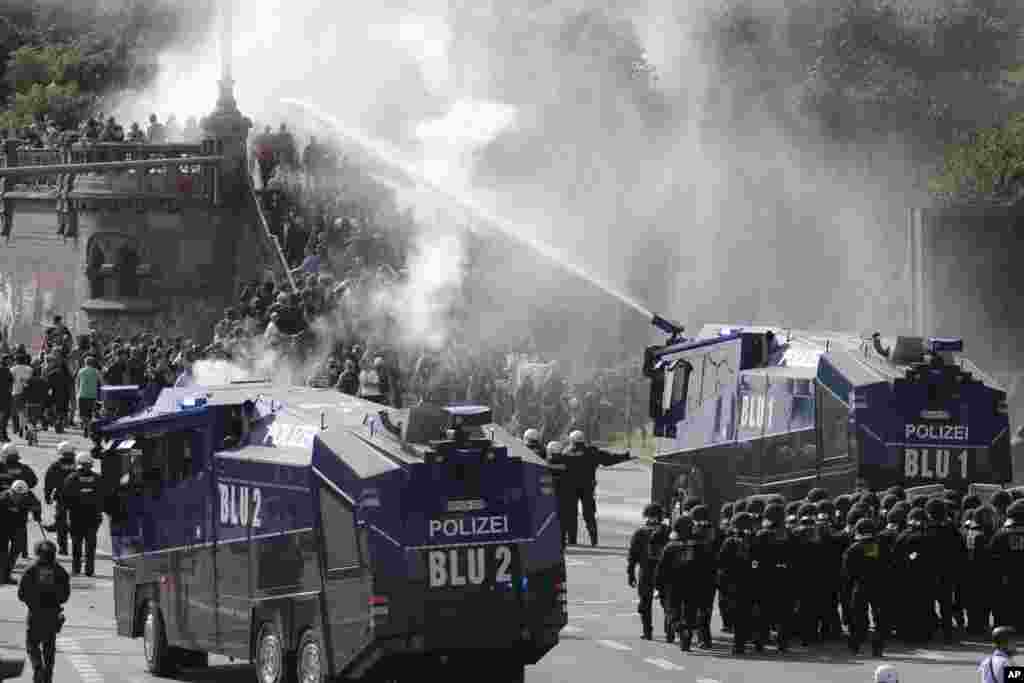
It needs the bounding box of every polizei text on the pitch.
[905,424,968,441]
[429,515,509,539]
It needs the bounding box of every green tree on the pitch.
[929,112,1024,201]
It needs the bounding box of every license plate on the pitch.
[426,544,516,589]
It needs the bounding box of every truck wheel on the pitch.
[142,603,175,676]
[255,622,295,683]
[296,628,325,683]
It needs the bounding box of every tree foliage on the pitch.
[929,112,1024,201]
[0,0,213,130]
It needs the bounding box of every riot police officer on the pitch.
[987,500,1024,632]
[751,502,796,652]
[654,516,713,651]
[924,497,964,644]
[893,507,931,642]
[1,444,38,560]
[717,512,756,654]
[990,490,1012,528]
[794,502,827,645]
[17,540,69,683]
[60,453,105,577]
[963,504,996,636]
[690,504,717,649]
[523,428,544,459]
[561,430,631,547]
[43,443,76,556]
[545,441,572,548]
[842,518,888,657]
[717,503,735,633]
[0,481,41,584]
[628,503,670,640]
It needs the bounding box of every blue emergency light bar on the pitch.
[929,338,964,354]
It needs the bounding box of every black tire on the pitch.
[255,622,296,683]
[295,628,326,683]
[142,602,176,676]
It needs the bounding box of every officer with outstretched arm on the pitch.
[562,430,632,546]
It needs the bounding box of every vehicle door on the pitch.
[317,482,373,676]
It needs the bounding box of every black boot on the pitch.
[679,628,692,652]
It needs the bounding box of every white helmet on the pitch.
[1,443,18,457]
[11,480,28,494]
[569,430,585,445]
[523,428,540,444]
[75,452,94,467]
[873,664,899,683]
[546,441,562,457]
[58,441,75,456]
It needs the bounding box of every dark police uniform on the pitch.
[3,454,38,559]
[963,511,996,636]
[690,509,717,649]
[18,543,70,683]
[43,454,76,555]
[545,444,573,548]
[561,442,630,546]
[717,513,756,654]
[986,501,1024,632]
[841,519,888,656]
[61,464,105,576]
[654,517,713,651]
[627,506,670,640]
[893,509,931,642]
[0,488,42,583]
[750,507,796,652]
[923,499,965,644]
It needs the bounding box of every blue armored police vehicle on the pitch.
[642,318,1011,518]
[96,382,566,682]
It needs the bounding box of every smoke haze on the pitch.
[124,0,945,377]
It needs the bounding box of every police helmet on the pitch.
[10,480,28,494]
[58,441,75,456]
[75,452,94,467]
[672,515,694,538]
[885,485,906,501]
[720,503,734,519]
[907,508,928,525]
[568,430,585,445]
[746,498,765,516]
[690,504,709,522]
[34,539,56,561]
[846,508,865,527]
[807,487,828,503]
[961,494,981,513]
[990,489,1011,509]
[854,518,876,538]
[546,441,562,457]
[910,495,928,509]
[798,503,817,520]
[873,664,899,683]
[785,501,801,517]
[1006,500,1024,523]
[850,502,871,519]
[816,499,835,517]
[860,491,879,509]
[733,499,748,514]
[1,443,18,460]
[683,497,702,512]
[785,514,798,526]
[835,495,853,511]
[993,626,1015,645]
[731,512,755,531]
[974,504,996,528]
[763,502,785,525]
[881,494,900,511]
[523,428,540,445]
[886,505,907,525]
[925,498,946,521]
[768,494,787,506]
[643,503,665,520]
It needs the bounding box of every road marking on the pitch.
[576,600,619,605]
[566,560,588,566]
[58,636,106,683]
[696,679,721,683]
[913,649,950,661]
[563,625,584,634]
[645,657,685,671]
[568,614,600,620]
[596,639,632,651]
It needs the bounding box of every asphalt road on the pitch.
[0,438,998,683]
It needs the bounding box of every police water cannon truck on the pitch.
[96,383,566,683]
[642,319,1011,518]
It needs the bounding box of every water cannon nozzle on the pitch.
[651,314,685,341]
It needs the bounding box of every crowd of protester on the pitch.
[0,117,646,449]
[1,112,202,152]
